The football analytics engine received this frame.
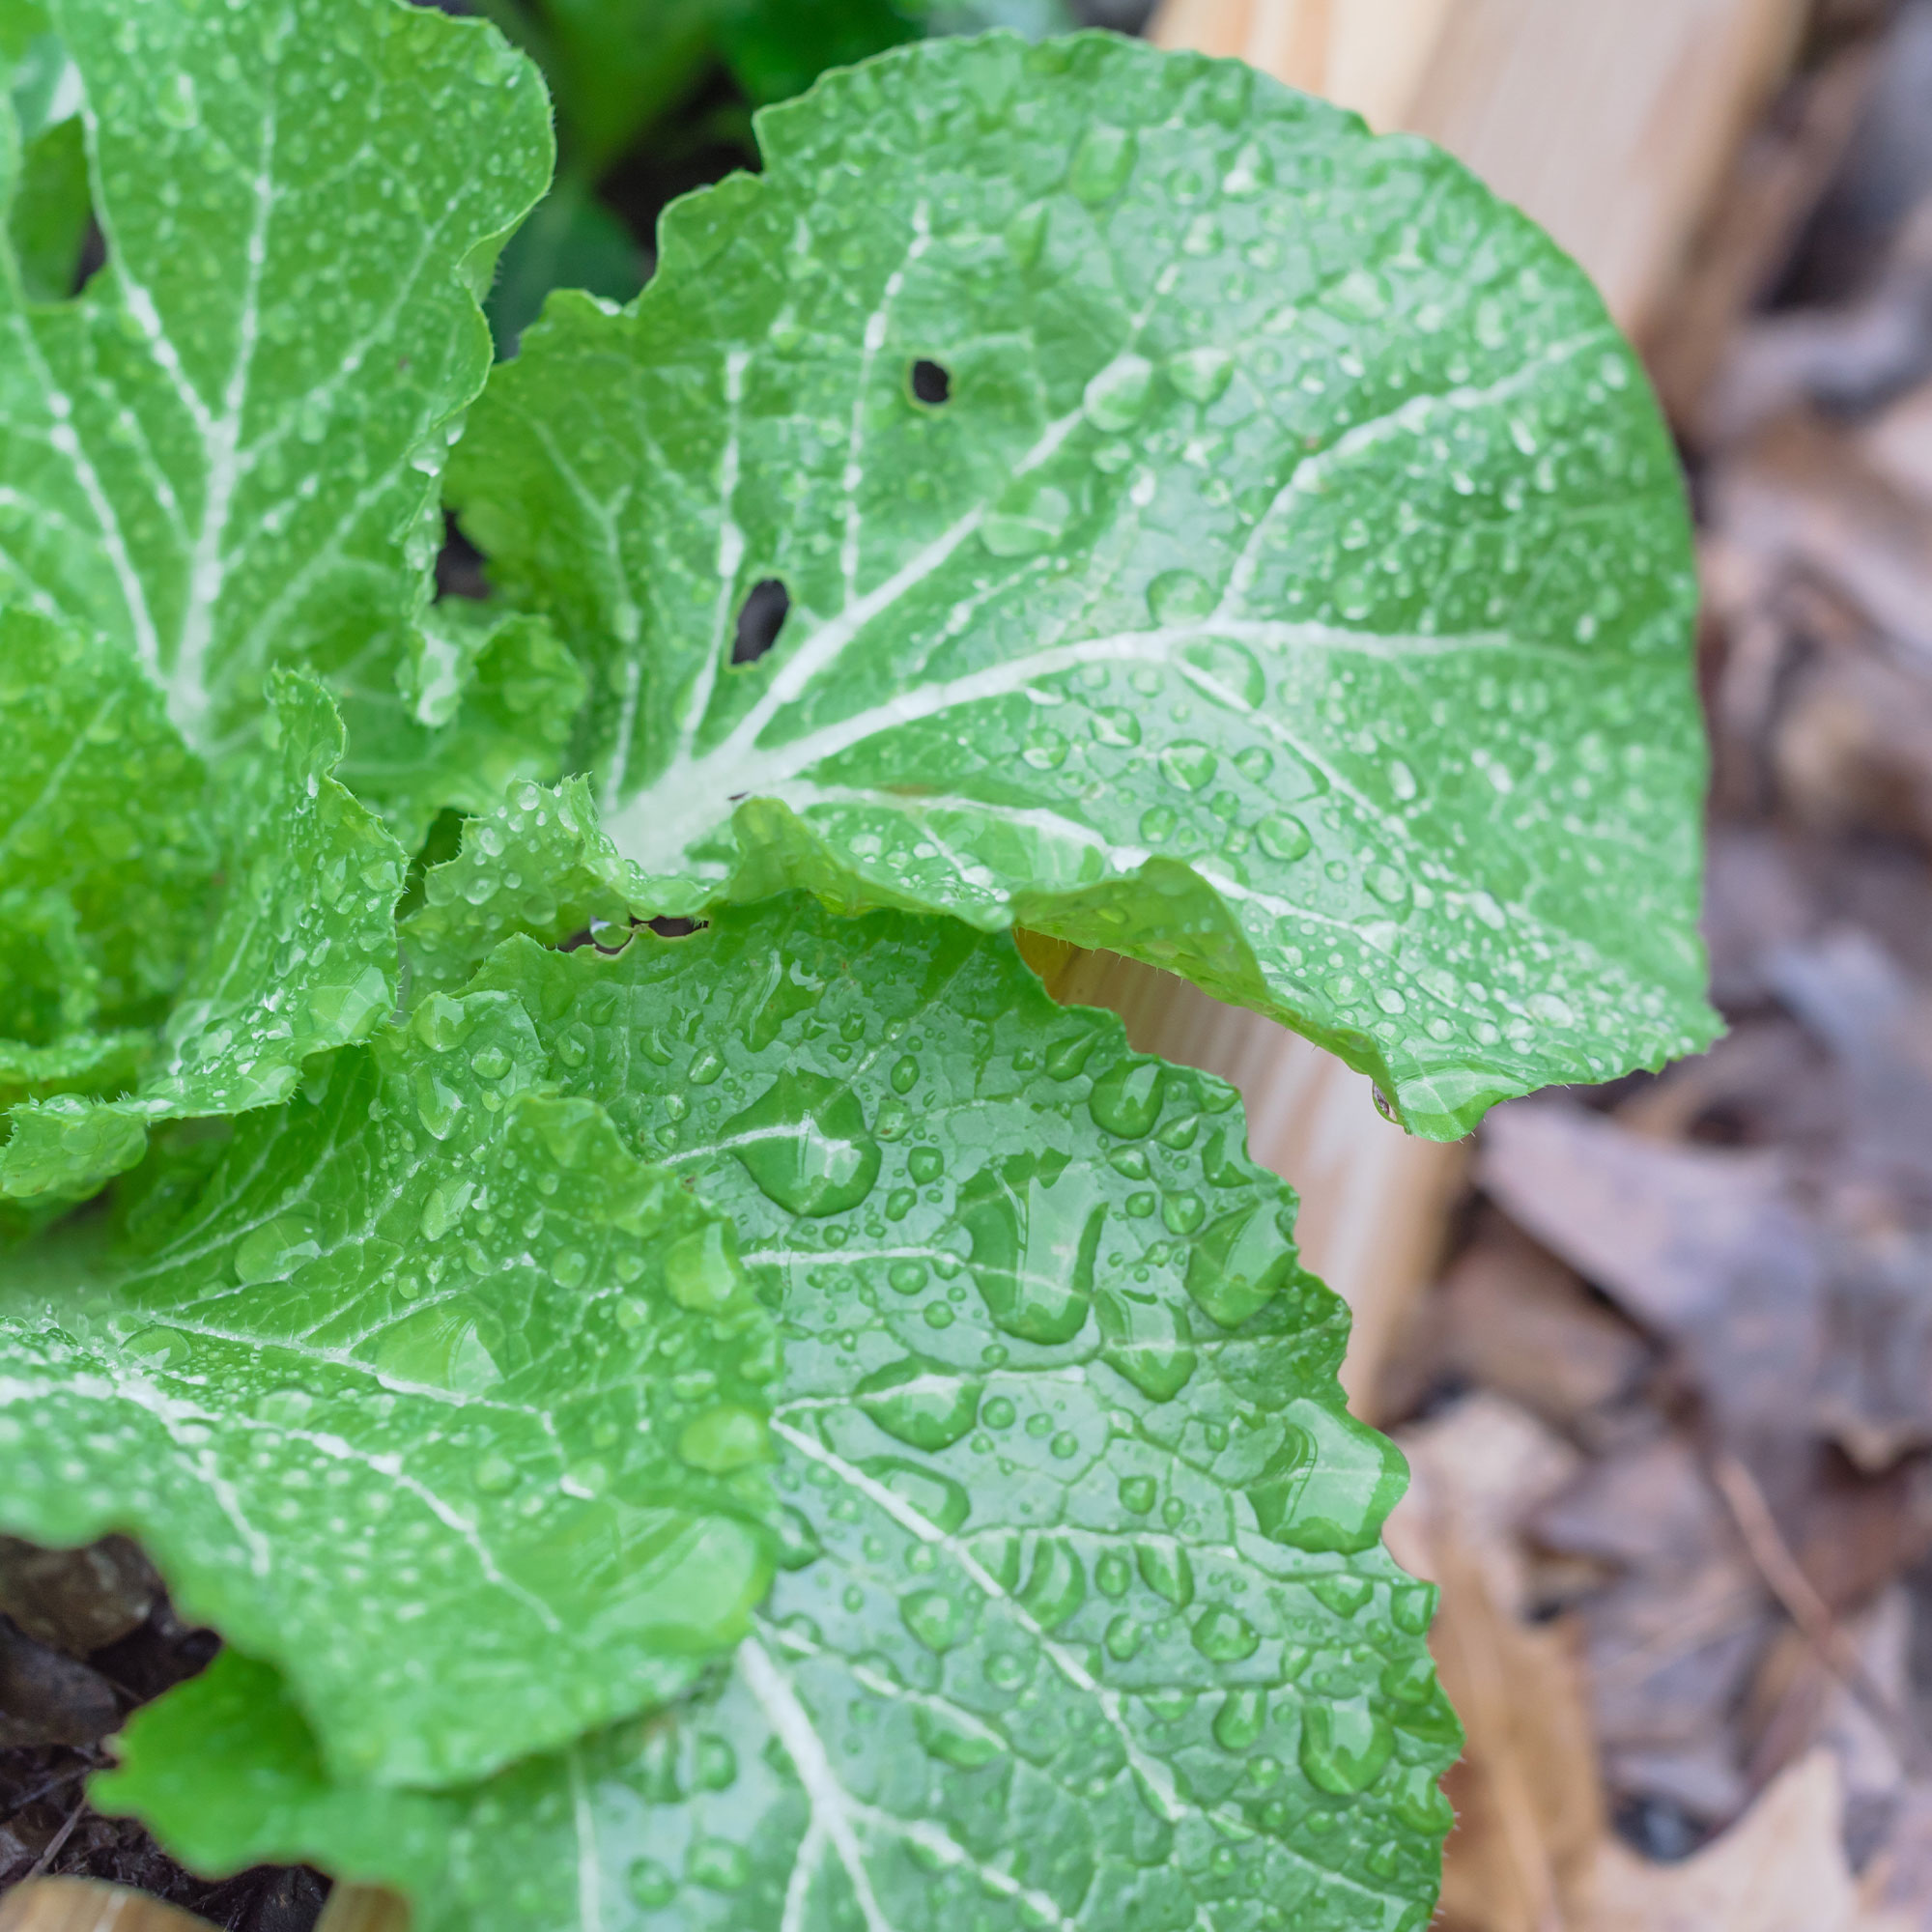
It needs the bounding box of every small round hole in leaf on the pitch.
[731,579,790,665]
[910,358,952,406]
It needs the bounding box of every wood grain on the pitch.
[0,1881,217,1932]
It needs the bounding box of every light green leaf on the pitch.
[401,777,636,998]
[334,605,588,850]
[449,31,1717,1139]
[0,984,778,1787]
[0,670,409,1203]
[0,0,551,760]
[0,608,216,1036]
[99,899,1456,1932]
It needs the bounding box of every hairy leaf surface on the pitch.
[0,664,408,1203]
[0,986,777,1786]
[451,31,1716,1137]
[0,0,551,762]
[99,894,1455,1929]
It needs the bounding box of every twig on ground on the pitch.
[1710,1449,1931,1774]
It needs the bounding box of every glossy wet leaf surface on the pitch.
[0,666,408,1204]
[0,610,215,1069]
[96,895,1456,1929]
[0,982,778,1788]
[0,0,550,764]
[451,30,1717,1137]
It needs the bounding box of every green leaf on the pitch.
[401,778,637,998]
[99,899,1456,1931]
[0,0,552,759]
[0,609,216,1039]
[0,985,778,1786]
[0,670,409,1203]
[334,605,589,850]
[120,895,1447,1921]
[449,31,1717,1139]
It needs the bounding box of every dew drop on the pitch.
[1096,1286,1197,1402]
[627,1860,675,1908]
[1256,813,1311,864]
[1191,1605,1259,1663]
[1089,1059,1165,1138]
[856,1356,982,1452]
[696,1736,738,1791]
[1213,1688,1266,1752]
[665,1221,743,1314]
[1166,348,1234,404]
[860,1456,971,1533]
[724,1071,880,1217]
[1180,638,1264,710]
[233,1214,321,1286]
[916,1704,1007,1767]
[1310,1574,1374,1619]
[1298,1699,1394,1796]
[957,1155,1102,1345]
[1083,353,1154,432]
[1185,1204,1295,1328]
[413,1177,474,1245]
[1136,1539,1194,1608]
[1118,1475,1157,1515]
[981,481,1071,557]
[687,1840,750,1893]
[1147,568,1216,625]
[1010,1541,1084,1633]
[1248,1398,1408,1552]
[902,1588,969,1652]
[1067,123,1136,204]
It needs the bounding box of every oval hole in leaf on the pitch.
[730,578,790,665]
[909,357,951,405]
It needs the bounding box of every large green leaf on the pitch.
[0,985,777,1786]
[0,0,552,764]
[99,897,1456,1931]
[0,663,408,1203]
[449,30,1717,1139]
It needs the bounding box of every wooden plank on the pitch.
[1155,0,1807,332]
[1405,0,1807,334]
[1152,0,1460,133]
[0,1881,216,1932]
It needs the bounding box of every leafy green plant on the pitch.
[471,0,1074,349]
[0,4,1714,1928]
